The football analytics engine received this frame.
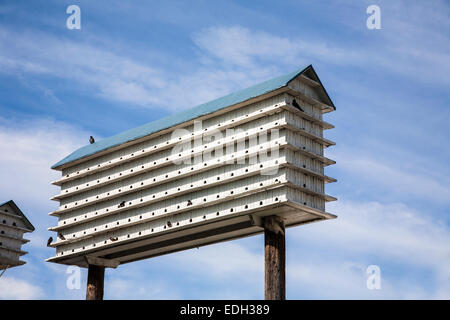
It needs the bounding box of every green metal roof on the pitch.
[52,65,331,169]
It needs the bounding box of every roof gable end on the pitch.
[0,200,35,232]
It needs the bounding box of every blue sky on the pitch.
[0,0,449,299]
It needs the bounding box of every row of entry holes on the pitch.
[60,196,284,255]
[2,220,16,227]
[64,115,273,181]
[64,174,279,227]
[63,160,275,209]
[61,161,281,224]
[64,106,276,180]
[129,196,273,235]
[64,132,280,196]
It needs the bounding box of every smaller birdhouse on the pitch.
[0,200,35,270]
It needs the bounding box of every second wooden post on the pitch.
[264,216,286,300]
[86,264,105,300]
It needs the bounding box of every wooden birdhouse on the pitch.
[48,65,337,271]
[0,200,35,271]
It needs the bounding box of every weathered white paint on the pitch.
[0,203,33,269]
[48,77,336,267]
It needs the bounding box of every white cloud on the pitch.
[0,116,90,260]
[2,1,448,112]
[193,26,301,67]
[0,277,44,299]
[170,242,262,281]
[0,117,88,208]
[287,199,450,299]
[106,276,181,300]
[331,148,450,204]
[192,12,450,86]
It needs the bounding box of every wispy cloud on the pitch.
[330,147,450,204]
[0,117,88,208]
[192,4,450,85]
[1,0,448,113]
[288,199,450,299]
[0,277,44,299]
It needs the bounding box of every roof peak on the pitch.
[0,200,35,231]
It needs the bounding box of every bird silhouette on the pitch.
[89,136,95,144]
[109,236,118,242]
[187,200,193,206]
[167,221,172,227]
[292,99,304,112]
[57,233,66,240]
[47,237,53,247]
[118,201,126,208]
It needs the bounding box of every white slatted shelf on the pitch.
[52,117,286,200]
[281,104,334,130]
[52,101,287,186]
[51,169,335,247]
[47,188,335,263]
[287,88,335,114]
[286,182,337,202]
[283,162,336,183]
[0,245,27,256]
[285,144,336,166]
[50,150,336,231]
[284,123,335,147]
[49,158,285,231]
[48,189,290,258]
[50,181,287,248]
[0,223,30,233]
[0,234,29,243]
[49,136,287,215]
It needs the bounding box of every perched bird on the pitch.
[118,201,126,208]
[110,236,118,242]
[167,221,172,228]
[47,237,53,247]
[292,99,304,112]
[187,200,193,206]
[89,136,95,144]
[57,233,66,240]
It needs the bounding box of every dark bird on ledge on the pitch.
[110,236,118,242]
[57,233,66,240]
[89,136,95,144]
[292,99,304,112]
[118,201,126,208]
[167,221,172,227]
[187,200,193,206]
[47,237,53,247]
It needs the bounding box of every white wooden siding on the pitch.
[48,79,336,266]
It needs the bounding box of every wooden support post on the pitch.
[86,264,105,300]
[264,216,285,300]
